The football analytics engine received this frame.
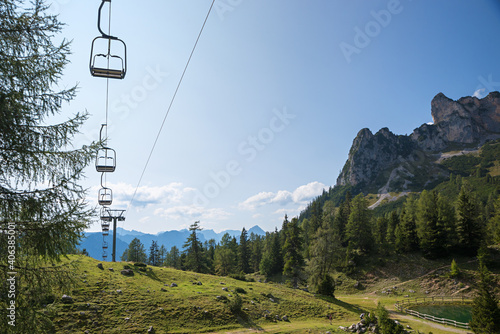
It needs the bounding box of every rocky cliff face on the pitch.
[336,91,500,192]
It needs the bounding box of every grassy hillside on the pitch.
[43,256,358,333]
[39,254,499,333]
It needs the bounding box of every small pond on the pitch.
[409,304,472,323]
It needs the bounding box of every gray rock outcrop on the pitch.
[336,91,500,191]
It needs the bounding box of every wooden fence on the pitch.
[395,296,472,330]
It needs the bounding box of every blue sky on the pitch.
[51,0,500,233]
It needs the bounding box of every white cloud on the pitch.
[238,181,327,211]
[154,205,231,222]
[473,88,486,99]
[91,182,197,209]
[238,192,275,210]
[270,190,293,205]
[291,182,326,202]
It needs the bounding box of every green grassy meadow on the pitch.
[36,255,482,333]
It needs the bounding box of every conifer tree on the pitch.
[449,259,460,278]
[469,261,500,334]
[183,221,208,273]
[282,218,304,285]
[396,197,419,252]
[345,194,372,252]
[333,194,351,246]
[0,1,98,332]
[456,185,483,255]
[148,240,160,266]
[489,196,500,244]
[249,232,263,273]
[238,227,250,274]
[214,233,237,275]
[158,245,167,267]
[165,246,181,269]
[259,229,282,277]
[374,216,388,252]
[124,238,147,263]
[308,213,341,292]
[416,191,447,258]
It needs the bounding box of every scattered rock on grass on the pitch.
[61,295,73,304]
[121,269,134,276]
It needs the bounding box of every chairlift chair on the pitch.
[89,0,127,79]
[100,207,112,222]
[102,250,108,259]
[90,38,127,79]
[96,147,116,172]
[98,186,113,206]
[102,241,108,249]
[102,226,109,237]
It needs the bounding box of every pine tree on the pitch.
[416,190,447,259]
[489,196,500,244]
[165,246,181,269]
[260,230,282,277]
[385,211,399,250]
[308,214,341,293]
[449,259,460,278]
[183,221,208,273]
[249,232,263,273]
[214,247,234,276]
[469,261,500,333]
[238,227,251,274]
[397,197,419,252]
[158,245,167,267]
[125,238,147,263]
[282,218,304,286]
[214,233,237,276]
[456,185,483,255]
[148,240,160,266]
[0,2,98,331]
[333,194,352,247]
[345,194,372,252]
[374,216,389,252]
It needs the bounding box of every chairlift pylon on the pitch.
[100,207,112,222]
[89,0,127,79]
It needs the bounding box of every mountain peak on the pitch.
[336,91,500,193]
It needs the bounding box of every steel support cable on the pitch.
[123,0,216,221]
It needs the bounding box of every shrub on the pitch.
[449,259,460,278]
[316,274,335,297]
[228,271,246,281]
[133,262,147,267]
[235,287,247,294]
[228,294,243,314]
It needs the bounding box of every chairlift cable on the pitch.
[102,1,113,190]
[124,0,216,221]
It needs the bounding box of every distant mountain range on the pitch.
[78,225,266,262]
